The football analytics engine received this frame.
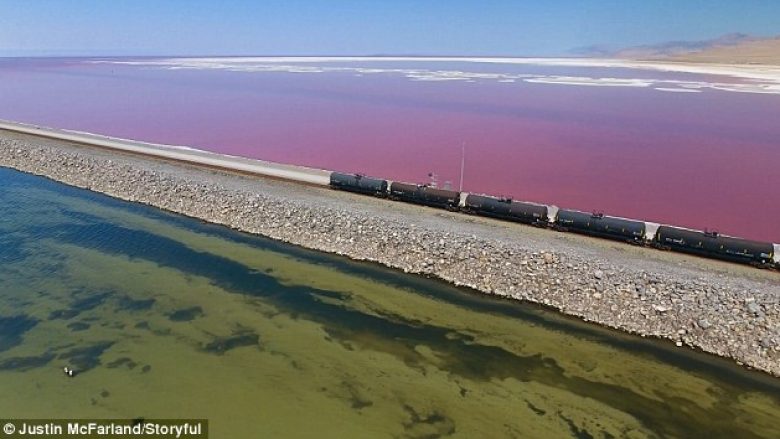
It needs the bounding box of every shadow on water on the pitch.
[57,341,115,372]
[0,315,39,353]
[0,235,29,264]
[201,329,261,355]
[167,306,204,322]
[116,296,155,312]
[0,351,56,371]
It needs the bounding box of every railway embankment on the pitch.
[1,130,779,377]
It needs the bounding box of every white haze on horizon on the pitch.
[91,57,780,95]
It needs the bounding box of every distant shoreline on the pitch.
[95,55,780,81]
[6,53,780,70]
[88,56,780,96]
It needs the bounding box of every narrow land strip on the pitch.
[1,129,778,377]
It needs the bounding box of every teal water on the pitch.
[0,167,778,438]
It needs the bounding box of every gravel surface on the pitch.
[2,131,779,377]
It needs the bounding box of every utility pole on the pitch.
[459,141,466,192]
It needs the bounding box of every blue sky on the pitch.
[1,0,779,56]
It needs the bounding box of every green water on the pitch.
[0,168,778,438]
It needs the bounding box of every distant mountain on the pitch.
[664,37,780,64]
[572,33,780,64]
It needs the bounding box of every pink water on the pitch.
[1,58,778,242]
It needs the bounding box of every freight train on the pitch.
[329,172,780,270]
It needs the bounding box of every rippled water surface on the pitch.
[0,167,778,438]
[1,57,779,241]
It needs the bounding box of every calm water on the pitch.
[0,167,778,438]
[0,57,779,242]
